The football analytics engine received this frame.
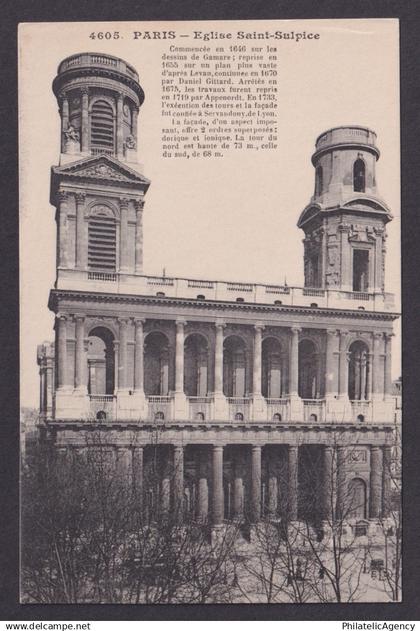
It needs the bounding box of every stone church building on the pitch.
[37,52,398,530]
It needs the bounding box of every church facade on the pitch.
[37,52,398,529]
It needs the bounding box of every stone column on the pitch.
[132,446,143,512]
[384,333,394,398]
[57,314,68,389]
[173,445,184,522]
[134,199,144,274]
[338,330,350,398]
[372,333,383,401]
[75,314,87,392]
[113,340,119,391]
[81,87,89,153]
[75,193,86,270]
[339,224,352,291]
[174,319,188,418]
[132,105,139,143]
[134,319,145,394]
[119,198,129,273]
[233,476,244,519]
[323,446,334,520]
[57,191,69,268]
[175,320,186,393]
[214,322,225,394]
[287,445,298,520]
[161,476,171,517]
[45,359,53,414]
[116,92,124,158]
[289,327,301,396]
[197,450,209,522]
[60,93,69,153]
[370,446,383,519]
[118,318,128,390]
[197,476,209,522]
[116,447,132,482]
[251,445,262,523]
[253,325,264,395]
[382,445,392,518]
[267,474,278,518]
[325,330,339,398]
[336,446,347,519]
[39,367,45,414]
[212,445,224,525]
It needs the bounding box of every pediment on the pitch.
[342,196,392,218]
[297,203,322,228]
[51,155,150,188]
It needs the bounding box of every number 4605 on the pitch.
[90,32,120,39]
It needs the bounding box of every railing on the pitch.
[227,282,253,292]
[147,396,172,421]
[88,271,117,281]
[58,53,139,81]
[91,147,115,157]
[89,395,115,420]
[188,396,213,421]
[266,398,289,421]
[303,288,325,297]
[346,291,371,301]
[227,397,251,421]
[57,270,397,313]
[188,279,214,289]
[302,399,326,422]
[147,276,174,286]
[265,285,290,294]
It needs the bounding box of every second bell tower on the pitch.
[297,126,392,293]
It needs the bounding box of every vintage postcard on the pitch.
[19,19,401,604]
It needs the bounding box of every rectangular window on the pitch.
[352,249,369,292]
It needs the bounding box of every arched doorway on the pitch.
[184,334,209,396]
[348,477,367,519]
[144,332,170,396]
[223,336,248,397]
[87,327,115,394]
[298,339,319,399]
[348,341,370,400]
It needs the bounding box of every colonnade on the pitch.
[54,315,394,402]
[70,442,393,526]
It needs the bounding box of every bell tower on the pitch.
[50,53,150,287]
[297,126,392,293]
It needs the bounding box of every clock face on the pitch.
[123,104,130,118]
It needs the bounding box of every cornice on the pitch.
[48,289,399,322]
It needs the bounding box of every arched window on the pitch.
[184,334,209,396]
[353,159,366,192]
[348,478,367,519]
[298,339,319,399]
[315,166,323,196]
[262,337,284,398]
[88,206,117,272]
[91,99,115,152]
[87,327,115,395]
[144,332,171,396]
[348,341,370,400]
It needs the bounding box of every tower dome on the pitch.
[52,52,144,165]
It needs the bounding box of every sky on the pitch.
[19,19,401,408]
